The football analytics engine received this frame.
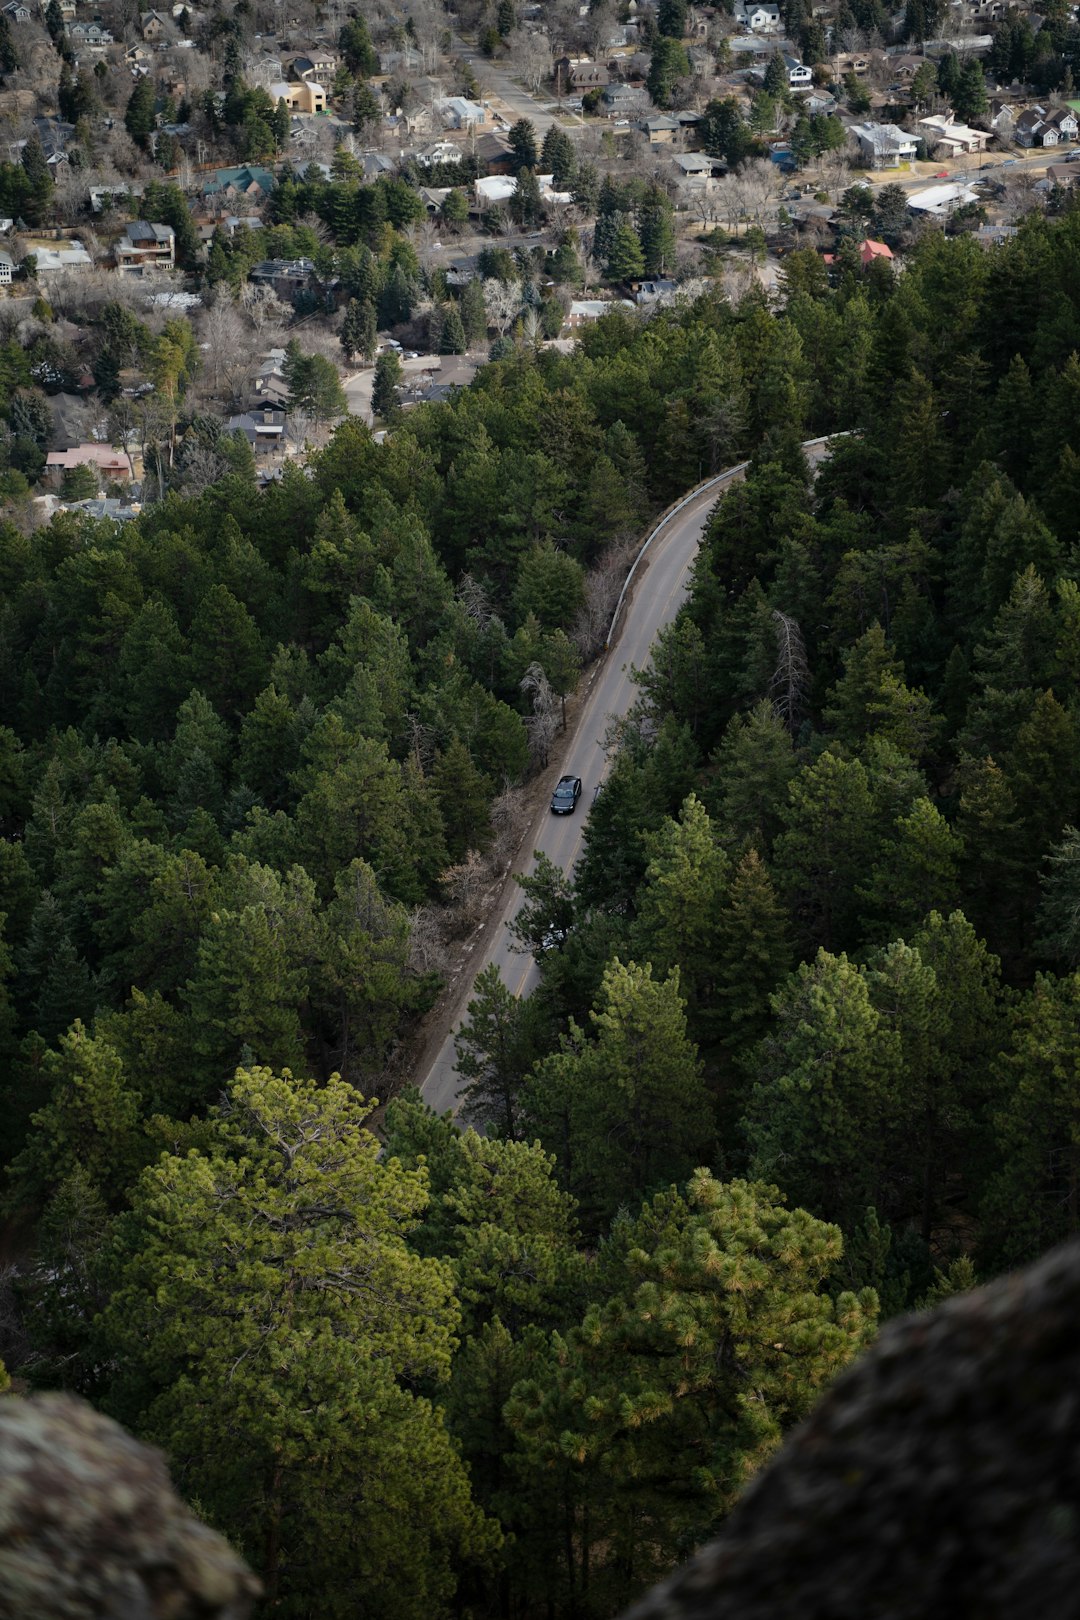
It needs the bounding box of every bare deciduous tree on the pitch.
[770,609,810,735]
[199,295,257,407]
[483,276,523,333]
[239,282,288,339]
[583,0,616,57]
[440,849,490,930]
[571,536,639,660]
[457,572,498,630]
[406,903,452,977]
[488,782,530,868]
[177,438,232,495]
[521,660,559,768]
[511,28,553,93]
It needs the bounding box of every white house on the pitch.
[988,99,1016,138]
[0,251,14,285]
[417,140,463,167]
[29,239,93,274]
[918,113,992,153]
[849,120,919,168]
[474,174,571,208]
[475,175,516,207]
[68,21,114,48]
[907,180,980,214]
[635,278,677,305]
[734,1,782,30]
[783,53,813,86]
[673,153,722,187]
[568,298,635,327]
[435,96,486,129]
[89,183,144,213]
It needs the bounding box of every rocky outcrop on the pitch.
[622,1240,1080,1620]
[0,1392,259,1618]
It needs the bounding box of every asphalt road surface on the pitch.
[862,147,1061,191]
[452,34,562,133]
[419,480,726,1116]
[419,439,834,1116]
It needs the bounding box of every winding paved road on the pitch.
[418,437,836,1115]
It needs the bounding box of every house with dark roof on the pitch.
[360,151,395,179]
[1015,105,1079,146]
[226,407,286,450]
[475,131,516,173]
[601,83,648,117]
[68,21,113,49]
[554,56,610,89]
[141,9,171,39]
[248,257,318,304]
[202,166,275,203]
[640,115,679,144]
[284,47,337,85]
[114,221,175,275]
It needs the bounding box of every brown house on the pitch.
[475,131,516,174]
[554,56,610,90]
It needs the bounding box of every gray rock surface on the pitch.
[0,1392,260,1618]
[622,1240,1080,1620]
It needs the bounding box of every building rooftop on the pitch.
[849,121,919,151]
[908,181,980,212]
[125,221,175,243]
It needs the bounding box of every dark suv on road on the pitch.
[550,775,582,814]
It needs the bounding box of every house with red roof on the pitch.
[860,238,894,267]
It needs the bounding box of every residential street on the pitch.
[860,147,1060,188]
[419,438,835,1116]
[452,34,569,134]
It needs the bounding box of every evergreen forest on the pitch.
[5,211,1080,1617]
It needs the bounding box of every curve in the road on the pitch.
[418,436,838,1115]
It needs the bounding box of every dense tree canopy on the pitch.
[8,207,1080,1618]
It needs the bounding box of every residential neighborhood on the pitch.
[2,0,1080,1605]
[0,0,1070,512]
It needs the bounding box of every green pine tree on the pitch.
[524,957,714,1229]
[103,1067,500,1612]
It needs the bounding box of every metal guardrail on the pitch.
[603,434,844,651]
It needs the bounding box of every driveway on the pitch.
[343,351,483,424]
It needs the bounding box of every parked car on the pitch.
[550,774,582,814]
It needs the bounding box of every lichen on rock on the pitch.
[0,1392,260,1619]
[621,1240,1080,1620]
